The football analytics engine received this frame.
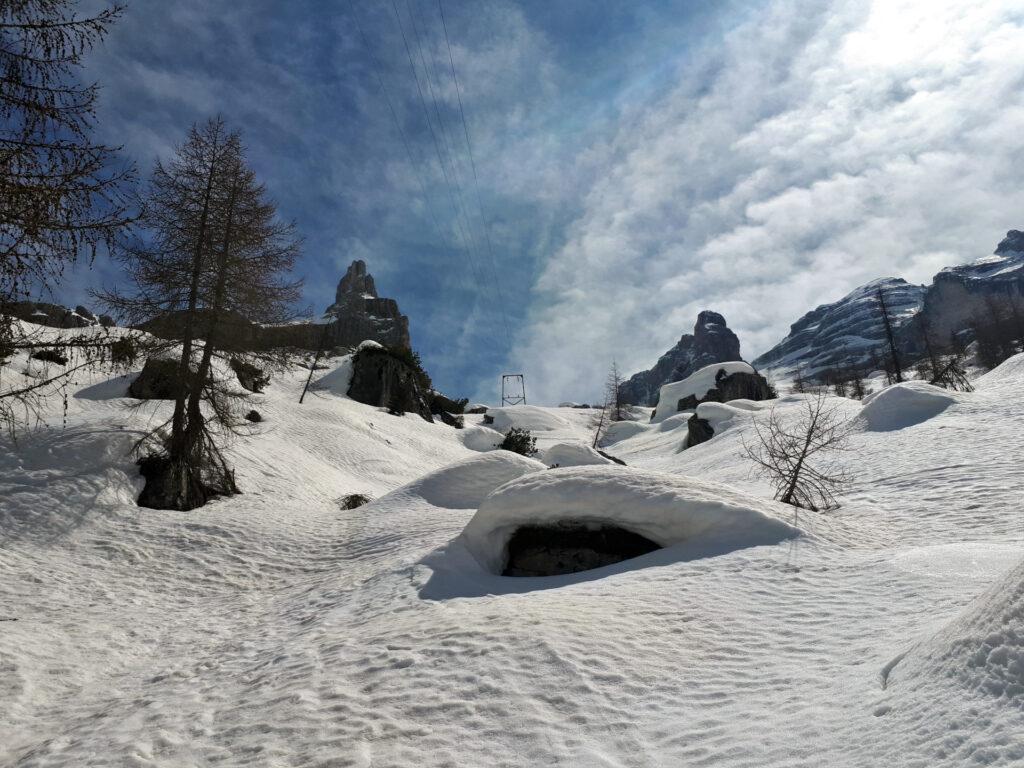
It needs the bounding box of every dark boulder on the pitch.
[429,392,468,415]
[128,357,191,400]
[347,345,434,422]
[685,414,715,449]
[339,493,371,509]
[229,357,270,393]
[676,369,775,411]
[30,348,69,365]
[75,305,96,323]
[244,410,262,423]
[465,404,488,414]
[99,314,116,328]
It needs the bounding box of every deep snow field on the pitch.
[2,331,1024,767]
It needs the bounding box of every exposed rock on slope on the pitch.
[620,311,742,406]
[753,278,926,377]
[346,343,434,423]
[652,362,773,423]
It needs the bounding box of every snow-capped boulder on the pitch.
[683,401,752,449]
[465,403,488,414]
[229,357,269,393]
[652,362,771,423]
[461,425,504,452]
[461,465,800,575]
[483,405,570,433]
[346,343,433,422]
[858,381,960,432]
[542,443,615,468]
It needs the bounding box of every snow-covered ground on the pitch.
[2,328,1023,766]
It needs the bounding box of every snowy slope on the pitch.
[2,325,1024,767]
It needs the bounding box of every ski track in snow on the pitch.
[2,349,1024,767]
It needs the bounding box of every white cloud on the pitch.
[504,0,1024,404]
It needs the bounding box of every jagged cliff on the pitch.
[619,311,742,406]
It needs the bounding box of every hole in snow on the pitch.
[502,522,662,577]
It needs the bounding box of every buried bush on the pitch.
[339,493,372,510]
[499,427,537,457]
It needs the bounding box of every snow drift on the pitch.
[461,465,800,575]
[542,442,615,468]
[858,381,960,431]
[485,405,570,432]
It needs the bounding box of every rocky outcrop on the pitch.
[619,311,742,406]
[3,301,101,329]
[752,278,926,378]
[323,260,411,350]
[676,369,775,411]
[686,414,715,449]
[138,260,412,353]
[128,357,192,400]
[346,344,434,423]
[229,357,269,393]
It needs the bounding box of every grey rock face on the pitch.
[323,260,411,350]
[346,345,434,423]
[619,311,742,406]
[685,414,715,449]
[753,278,926,378]
[754,230,1024,378]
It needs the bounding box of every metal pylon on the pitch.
[501,374,526,406]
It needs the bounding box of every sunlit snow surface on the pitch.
[2,331,1024,767]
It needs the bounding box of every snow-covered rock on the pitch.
[484,404,570,433]
[309,355,354,395]
[542,442,615,468]
[461,425,505,452]
[651,361,755,423]
[858,381,960,432]
[461,465,800,575]
[401,451,545,510]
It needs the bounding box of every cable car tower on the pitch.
[501,374,527,406]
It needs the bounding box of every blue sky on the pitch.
[69,0,1024,403]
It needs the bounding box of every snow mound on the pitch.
[656,412,693,432]
[461,465,800,575]
[858,381,959,431]
[461,425,504,452]
[975,351,1024,391]
[485,404,570,433]
[888,555,1024,703]
[695,401,751,434]
[542,442,615,468]
[601,419,649,444]
[401,451,545,510]
[652,361,754,423]
[309,355,354,396]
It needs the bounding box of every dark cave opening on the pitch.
[502,522,662,577]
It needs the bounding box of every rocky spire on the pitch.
[618,311,743,406]
[324,260,411,349]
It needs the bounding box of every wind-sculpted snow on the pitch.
[460,465,799,575]
[3,324,1024,767]
[858,380,961,432]
[485,404,571,432]
[541,442,615,468]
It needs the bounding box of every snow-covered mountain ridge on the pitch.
[755,230,1024,377]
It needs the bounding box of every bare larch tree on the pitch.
[0,0,134,434]
[875,287,903,383]
[101,118,301,509]
[742,392,852,512]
